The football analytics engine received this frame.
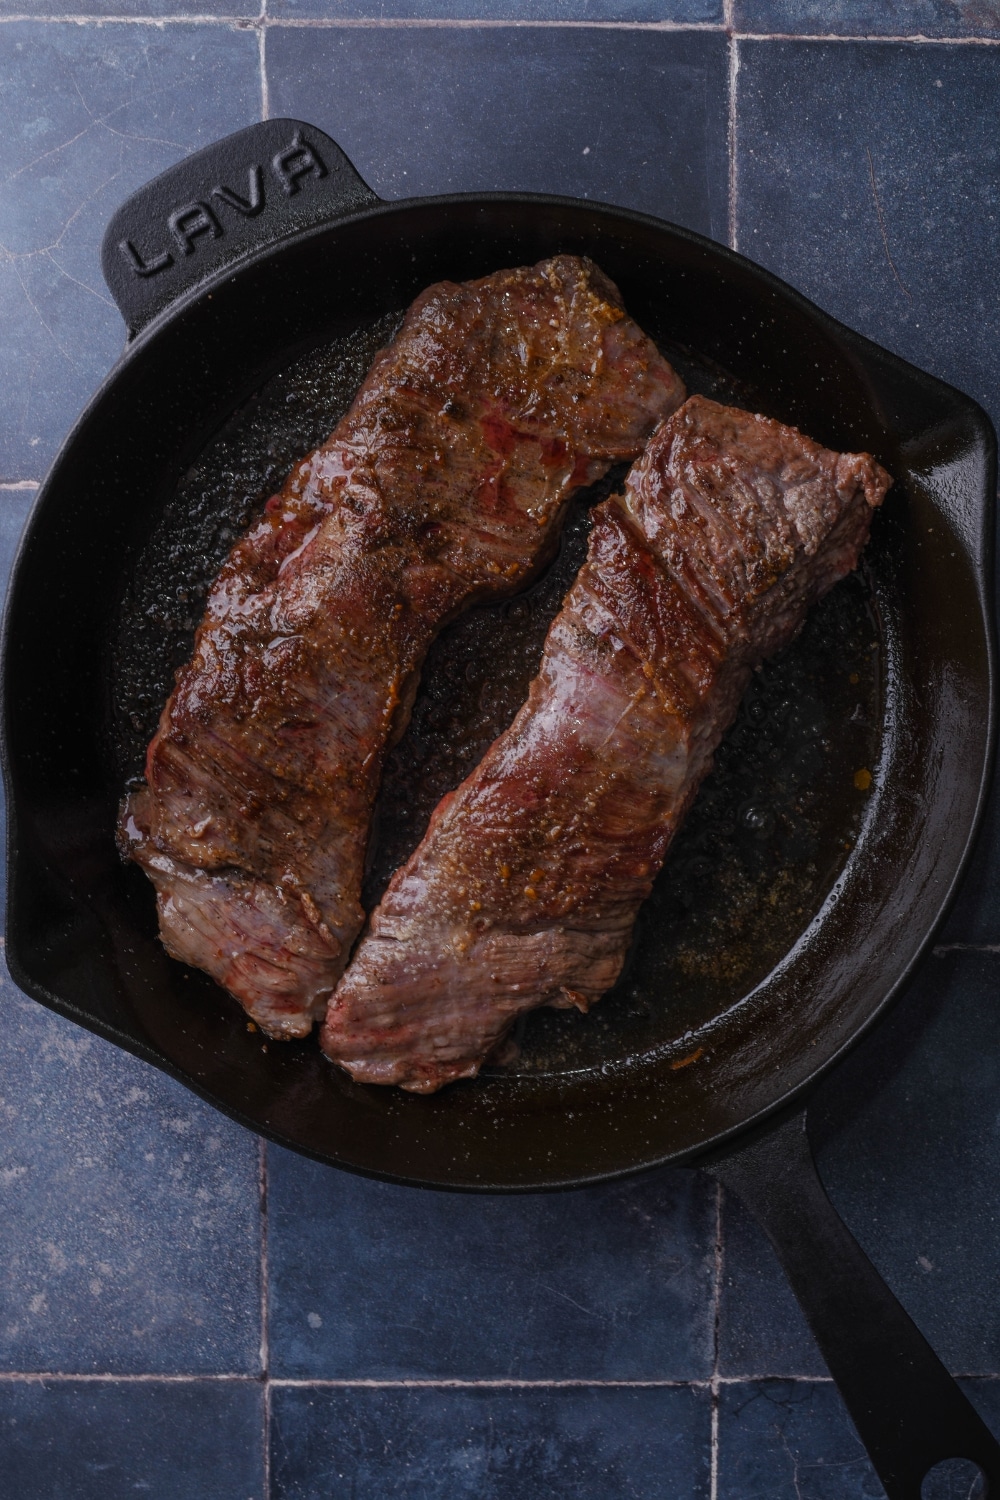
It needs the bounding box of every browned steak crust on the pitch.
[322,395,892,1089]
[121,256,684,1037]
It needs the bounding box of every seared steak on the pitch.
[121,256,684,1037]
[323,396,892,1090]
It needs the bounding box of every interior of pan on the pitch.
[3,196,994,1189]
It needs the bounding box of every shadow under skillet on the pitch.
[112,326,881,1081]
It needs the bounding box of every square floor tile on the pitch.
[267,1151,716,1379]
[717,1378,1000,1497]
[0,22,260,482]
[0,971,262,1373]
[734,0,1000,35]
[266,26,729,235]
[270,1384,712,1499]
[718,1188,826,1379]
[720,952,1000,1379]
[717,1380,875,1498]
[735,40,1000,438]
[0,1377,264,1499]
[810,951,1000,1377]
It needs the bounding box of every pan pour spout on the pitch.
[322,396,892,1090]
[119,255,684,1038]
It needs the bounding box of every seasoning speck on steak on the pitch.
[120,256,685,1038]
[322,396,892,1090]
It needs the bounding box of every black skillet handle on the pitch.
[101,119,380,340]
[704,1110,1000,1496]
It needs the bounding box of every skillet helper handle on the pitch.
[100,119,380,340]
[704,1110,1000,1497]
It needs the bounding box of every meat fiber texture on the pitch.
[323,396,892,1091]
[121,256,684,1038]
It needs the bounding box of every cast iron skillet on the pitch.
[3,121,997,1492]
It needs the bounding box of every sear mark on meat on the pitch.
[323,395,893,1091]
[114,309,406,774]
[119,255,685,1039]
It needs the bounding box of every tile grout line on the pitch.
[269,1377,717,1388]
[9,1371,1000,1384]
[0,11,254,21]
[0,1372,263,1383]
[0,12,722,24]
[0,482,39,490]
[735,29,1000,44]
[0,13,724,25]
[0,1374,696,1387]
[258,0,269,121]
[726,23,739,254]
[1,15,999,40]
[709,1178,723,1500]
[260,14,723,25]
[259,1135,271,1500]
[265,1375,840,1388]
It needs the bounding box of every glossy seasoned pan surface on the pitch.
[3,124,994,1191]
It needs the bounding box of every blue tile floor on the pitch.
[0,21,260,480]
[2,7,1000,1495]
[0,1379,264,1500]
[265,26,729,237]
[0,986,262,1375]
[270,1386,714,1499]
[733,0,1000,36]
[267,1153,716,1381]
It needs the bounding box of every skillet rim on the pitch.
[2,187,996,1191]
